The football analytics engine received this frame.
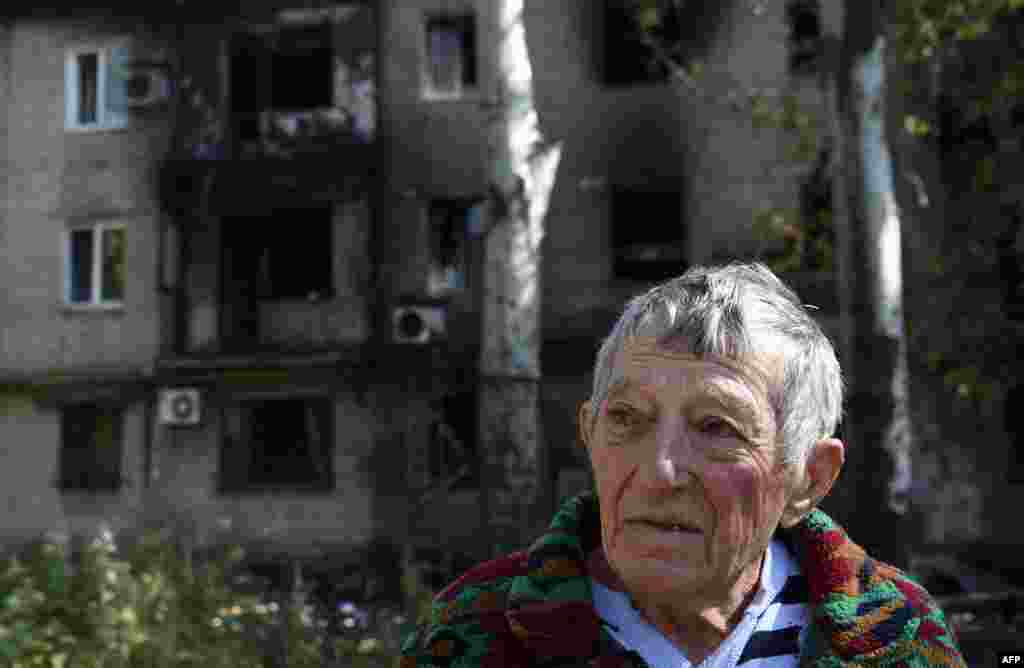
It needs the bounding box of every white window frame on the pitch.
[420,11,479,101]
[63,223,126,309]
[65,41,131,132]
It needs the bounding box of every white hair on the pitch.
[588,262,844,467]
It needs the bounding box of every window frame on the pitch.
[427,197,480,297]
[609,187,687,281]
[600,0,679,87]
[420,11,479,101]
[63,222,127,309]
[64,41,131,132]
[218,394,335,494]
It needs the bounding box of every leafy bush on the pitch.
[0,527,428,668]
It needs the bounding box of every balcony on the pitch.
[160,6,377,215]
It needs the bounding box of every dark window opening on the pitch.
[601,0,681,86]
[428,198,474,295]
[59,404,123,492]
[424,13,477,95]
[231,24,334,145]
[427,388,478,491]
[69,228,94,304]
[220,397,334,492]
[786,0,823,75]
[222,206,333,303]
[611,188,686,281]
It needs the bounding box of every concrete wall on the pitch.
[0,19,168,374]
[0,394,147,544]
[145,389,375,553]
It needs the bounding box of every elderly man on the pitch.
[401,263,965,667]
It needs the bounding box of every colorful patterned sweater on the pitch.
[400,491,966,668]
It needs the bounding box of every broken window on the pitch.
[220,396,334,492]
[601,0,681,86]
[786,0,823,75]
[427,198,474,296]
[222,206,333,303]
[611,188,686,281]
[59,404,123,492]
[231,24,335,148]
[423,13,477,98]
[426,388,478,490]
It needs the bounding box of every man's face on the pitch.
[581,338,797,606]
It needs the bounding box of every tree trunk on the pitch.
[478,0,562,556]
[833,0,915,568]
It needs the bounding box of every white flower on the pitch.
[211,618,223,628]
[342,618,356,629]
[356,638,379,654]
[267,602,280,614]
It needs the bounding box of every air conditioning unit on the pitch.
[158,388,202,426]
[392,305,446,344]
[124,65,172,107]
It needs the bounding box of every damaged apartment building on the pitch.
[0,0,881,593]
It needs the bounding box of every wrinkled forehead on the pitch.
[609,336,783,403]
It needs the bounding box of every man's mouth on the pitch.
[632,518,702,534]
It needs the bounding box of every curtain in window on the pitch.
[428,24,463,93]
[105,45,131,126]
[101,227,126,302]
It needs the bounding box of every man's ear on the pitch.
[577,400,594,451]
[779,437,844,528]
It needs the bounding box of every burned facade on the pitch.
[7,0,1014,602]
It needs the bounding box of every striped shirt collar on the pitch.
[591,538,806,668]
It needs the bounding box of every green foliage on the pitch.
[891,0,1020,63]
[0,529,420,667]
[630,0,1024,411]
[0,531,275,667]
[904,114,933,137]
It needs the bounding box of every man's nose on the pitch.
[644,418,697,488]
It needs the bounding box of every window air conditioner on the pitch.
[124,66,172,107]
[392,305,447,344]
[158,388,202,426]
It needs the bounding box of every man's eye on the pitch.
[607,408,643,428]
[699,416,739,438]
